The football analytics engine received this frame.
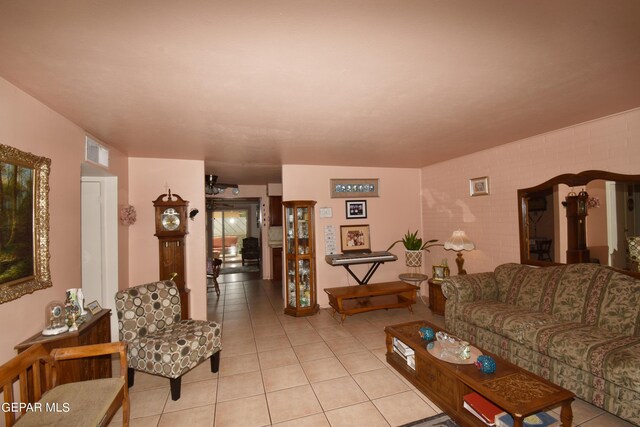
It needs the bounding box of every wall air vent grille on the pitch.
[85,136,109,168]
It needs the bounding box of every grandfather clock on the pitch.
[153,190,190,319]
[565,189,590,264]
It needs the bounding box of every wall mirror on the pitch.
[0,144,52,303]
[518,170,640,278]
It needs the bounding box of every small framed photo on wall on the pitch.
[345,200,367,219]
[470,176,490,196]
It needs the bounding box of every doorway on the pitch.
[207,198,261,274]
[80,164,119,342]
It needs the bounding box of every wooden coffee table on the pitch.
[325,281,418,322]
[385,320,574,427]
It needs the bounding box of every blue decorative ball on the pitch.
[418,326,435,341]
[475,355,497,374]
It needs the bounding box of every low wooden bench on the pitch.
[325,281,419,322]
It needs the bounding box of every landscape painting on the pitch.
[0,143,51,304]
[0,160,35,286]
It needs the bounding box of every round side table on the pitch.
[398,273,429,305]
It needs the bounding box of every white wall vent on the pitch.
[85,136,109,168]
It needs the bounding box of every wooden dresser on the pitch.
[15,309,112,384]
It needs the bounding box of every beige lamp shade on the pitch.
[444,230,475,252]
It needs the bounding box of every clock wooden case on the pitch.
[153,191,190,319]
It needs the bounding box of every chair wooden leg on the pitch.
[127,368,135,388]
[170,377,182,401]
[211,351,221,373]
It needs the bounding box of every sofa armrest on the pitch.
[441,272,498,303]
[442,272,498,335]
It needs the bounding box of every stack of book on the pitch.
[392,337,415,370]
[463,392,559,427]
[463,392,505,426]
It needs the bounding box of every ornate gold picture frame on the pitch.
[0,144,51,304]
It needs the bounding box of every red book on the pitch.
[463,392,506,425]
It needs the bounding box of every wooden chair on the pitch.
[531,238,552,261]
[0,342,129,427]
[207,257,222,296]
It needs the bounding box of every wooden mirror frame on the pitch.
[0,144,52,303]
[518,170,640,278]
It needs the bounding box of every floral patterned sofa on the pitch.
[442,263,640,425]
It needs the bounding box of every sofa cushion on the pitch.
[458,299,640,393]
[536,324,640,393]
[458,300,561,346]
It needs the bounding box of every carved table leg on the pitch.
[560,400,574,427]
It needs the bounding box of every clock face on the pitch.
[52,305,63,318]
[161,208,181,231]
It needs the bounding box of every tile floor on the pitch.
[109,274,635,427]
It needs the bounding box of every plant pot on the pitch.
[405,250,423,267]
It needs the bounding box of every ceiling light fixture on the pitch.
[205,174,239,196]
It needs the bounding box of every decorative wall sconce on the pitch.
[119,205,137,226]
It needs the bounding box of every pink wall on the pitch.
[0,77,129,363]
[128,157,207,320]
[283,165,423,306]
[421,108,640,274]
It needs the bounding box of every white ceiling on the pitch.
[1,1,639,185]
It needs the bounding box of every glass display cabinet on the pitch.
[283,200,319,317]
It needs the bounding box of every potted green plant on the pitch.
[387,230,442,267]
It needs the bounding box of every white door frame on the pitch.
[81,169,119,342]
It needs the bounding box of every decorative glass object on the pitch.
[475,355,497,374]
[42,300,69,336]
[418,326,435,341]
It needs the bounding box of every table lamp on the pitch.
[444,230,475,275]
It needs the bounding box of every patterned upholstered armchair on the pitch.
[115,280,222,400]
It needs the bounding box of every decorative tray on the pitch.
[426,340,482,365]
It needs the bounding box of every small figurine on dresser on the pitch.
[65,288,83,328]
[42,300,69,336]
